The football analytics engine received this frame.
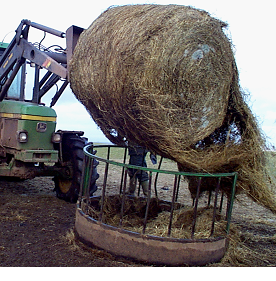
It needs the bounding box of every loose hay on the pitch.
[70,4,276,212]
[83,195,227,239]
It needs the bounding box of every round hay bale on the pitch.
[69,4,233,150]
[69,4,276,212]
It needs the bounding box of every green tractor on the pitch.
[0,21,98,202]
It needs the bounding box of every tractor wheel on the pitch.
[54,134,98,203]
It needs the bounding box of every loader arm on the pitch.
[0,20,84,105]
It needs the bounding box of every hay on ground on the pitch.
[69,4,276,212]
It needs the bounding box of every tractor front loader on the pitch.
[0,20,98,202]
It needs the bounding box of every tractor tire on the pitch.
[53,134,98,203]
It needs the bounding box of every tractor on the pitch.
[0,20,98,202]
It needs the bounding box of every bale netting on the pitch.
[69,4,276,212]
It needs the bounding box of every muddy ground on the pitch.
[0,176,276,267]
[0,177,138,267]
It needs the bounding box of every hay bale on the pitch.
[70,4,232,148]
[69,4,276,212]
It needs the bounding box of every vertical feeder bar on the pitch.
[119,170,128,227]
[168,175,178,237]
[138,181,141,197]
[154,156,163,198]
[191,177,202,239]
[210,177,221,237]
[226,173,237,234]
[79,151,88,199]
[175,174,181,202]
[219,192,224,213]
[138,150,147,197]
[142,171,152,234]
[208,190,212,207]
[85,157,94,202]
[99,147,111,222]
[119,147,128,194]
[226,198,230,221]
[79,152,90,212]
[86,146,98,199]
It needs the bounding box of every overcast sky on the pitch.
[1,0,275,146]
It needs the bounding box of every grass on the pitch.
[92,144,127,160]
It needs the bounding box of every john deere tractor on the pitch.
[0,20,98,202]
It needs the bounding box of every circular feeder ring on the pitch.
[75,144,237,266]
[75,205,228,266]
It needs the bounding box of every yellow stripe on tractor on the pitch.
[0,112,56,122]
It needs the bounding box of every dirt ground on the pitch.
[0,177,139,267]
[0,175,276,267]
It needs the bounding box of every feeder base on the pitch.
[75,206,228,266]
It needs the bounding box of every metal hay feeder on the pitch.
[75,144,237,266]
